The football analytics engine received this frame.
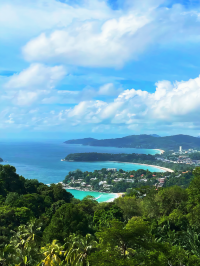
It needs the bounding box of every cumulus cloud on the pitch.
[22,2,200,67]
[22,14,149,67]
[0,0,112,42]
[2,74,200,134]
[2,0,200,135]
[1,64,123,107]
[2,67,200,133]
[3,63,66,106]
[5,63,66,90]
[61,75,200,128]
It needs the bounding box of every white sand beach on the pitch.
[106,193,124,202]
[154,149,165,154]
[110,161,174,173]
[125,162,174,172]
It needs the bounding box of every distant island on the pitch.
[64,134,200,151]
[0,158,3,162]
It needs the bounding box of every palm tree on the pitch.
[40,240,65,266]
[0,244,15,266]
[65,234,97,266]
[9,219,42,265]
[21,219,42,245]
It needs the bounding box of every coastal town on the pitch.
[62,166,193,193]
[60,146,198,193]
[157,146,200,166]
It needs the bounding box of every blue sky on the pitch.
[1,0,200,139]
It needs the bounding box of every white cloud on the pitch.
[22,14,150,67]
[60,74,200,129]
[22,2,200,67]
[3,63,66,106]
[40,83,123,104]
[98,83,122,96]
[1,64,122,107]
[2,0,200,135]
[0,0,112,42]
[5,63,66,90]
[2,68,200,132]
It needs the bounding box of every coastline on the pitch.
[154,149,165,154]
[65,187,123,202]
[126,162,173,172]
[109,161,174,173]
[106,192,123,202]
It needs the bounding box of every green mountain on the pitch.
[0,158,3,162]
[64,134,200,151]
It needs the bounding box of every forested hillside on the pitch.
[65,152,156,162]
[64,152,193,171]
[65,134,200,150]
[2,164,200,265]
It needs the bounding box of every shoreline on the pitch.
[65,187,123,202]
[62,158,173,173]
[109,161,174,173]
[154,149,165,154]
[130,162,173,172]
[125,162,173,172]
[106,193,123,202]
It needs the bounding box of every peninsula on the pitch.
[0,158,3,162]
[63,152,194,172]
[64,134,200,151]
[64,152,156,162]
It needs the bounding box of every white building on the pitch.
[107,168,117,172]
[99,181,107,185]
[179,146,182,152]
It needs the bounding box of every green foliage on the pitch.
[5,192,20,206]
[115,196,142,221]
[50,183,73,202]
[0,206,33,248]
[43,203,90,244]
[65,152,156,163]
[2,164,200,265]
[65,233,97,266]
[93,202,123,228]
[189,152,200,160]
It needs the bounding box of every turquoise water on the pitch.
[0,139,164,202]
[66,189,117,203]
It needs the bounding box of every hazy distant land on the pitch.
[65,134,200,151]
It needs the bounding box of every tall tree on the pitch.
[65,234,97,266]
[44,204,90,244]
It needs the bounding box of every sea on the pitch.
[0,139,164,202]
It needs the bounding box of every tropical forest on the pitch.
[2,164,200,265]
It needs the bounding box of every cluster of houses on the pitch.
[63,167,173,192]
[157,155,200,166]
[61,169,189,193]
[172,147,199,155]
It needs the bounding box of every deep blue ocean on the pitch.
[0,139,163,202]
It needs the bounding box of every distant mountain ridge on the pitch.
[150,134,160,137]
[64,134,200,151]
